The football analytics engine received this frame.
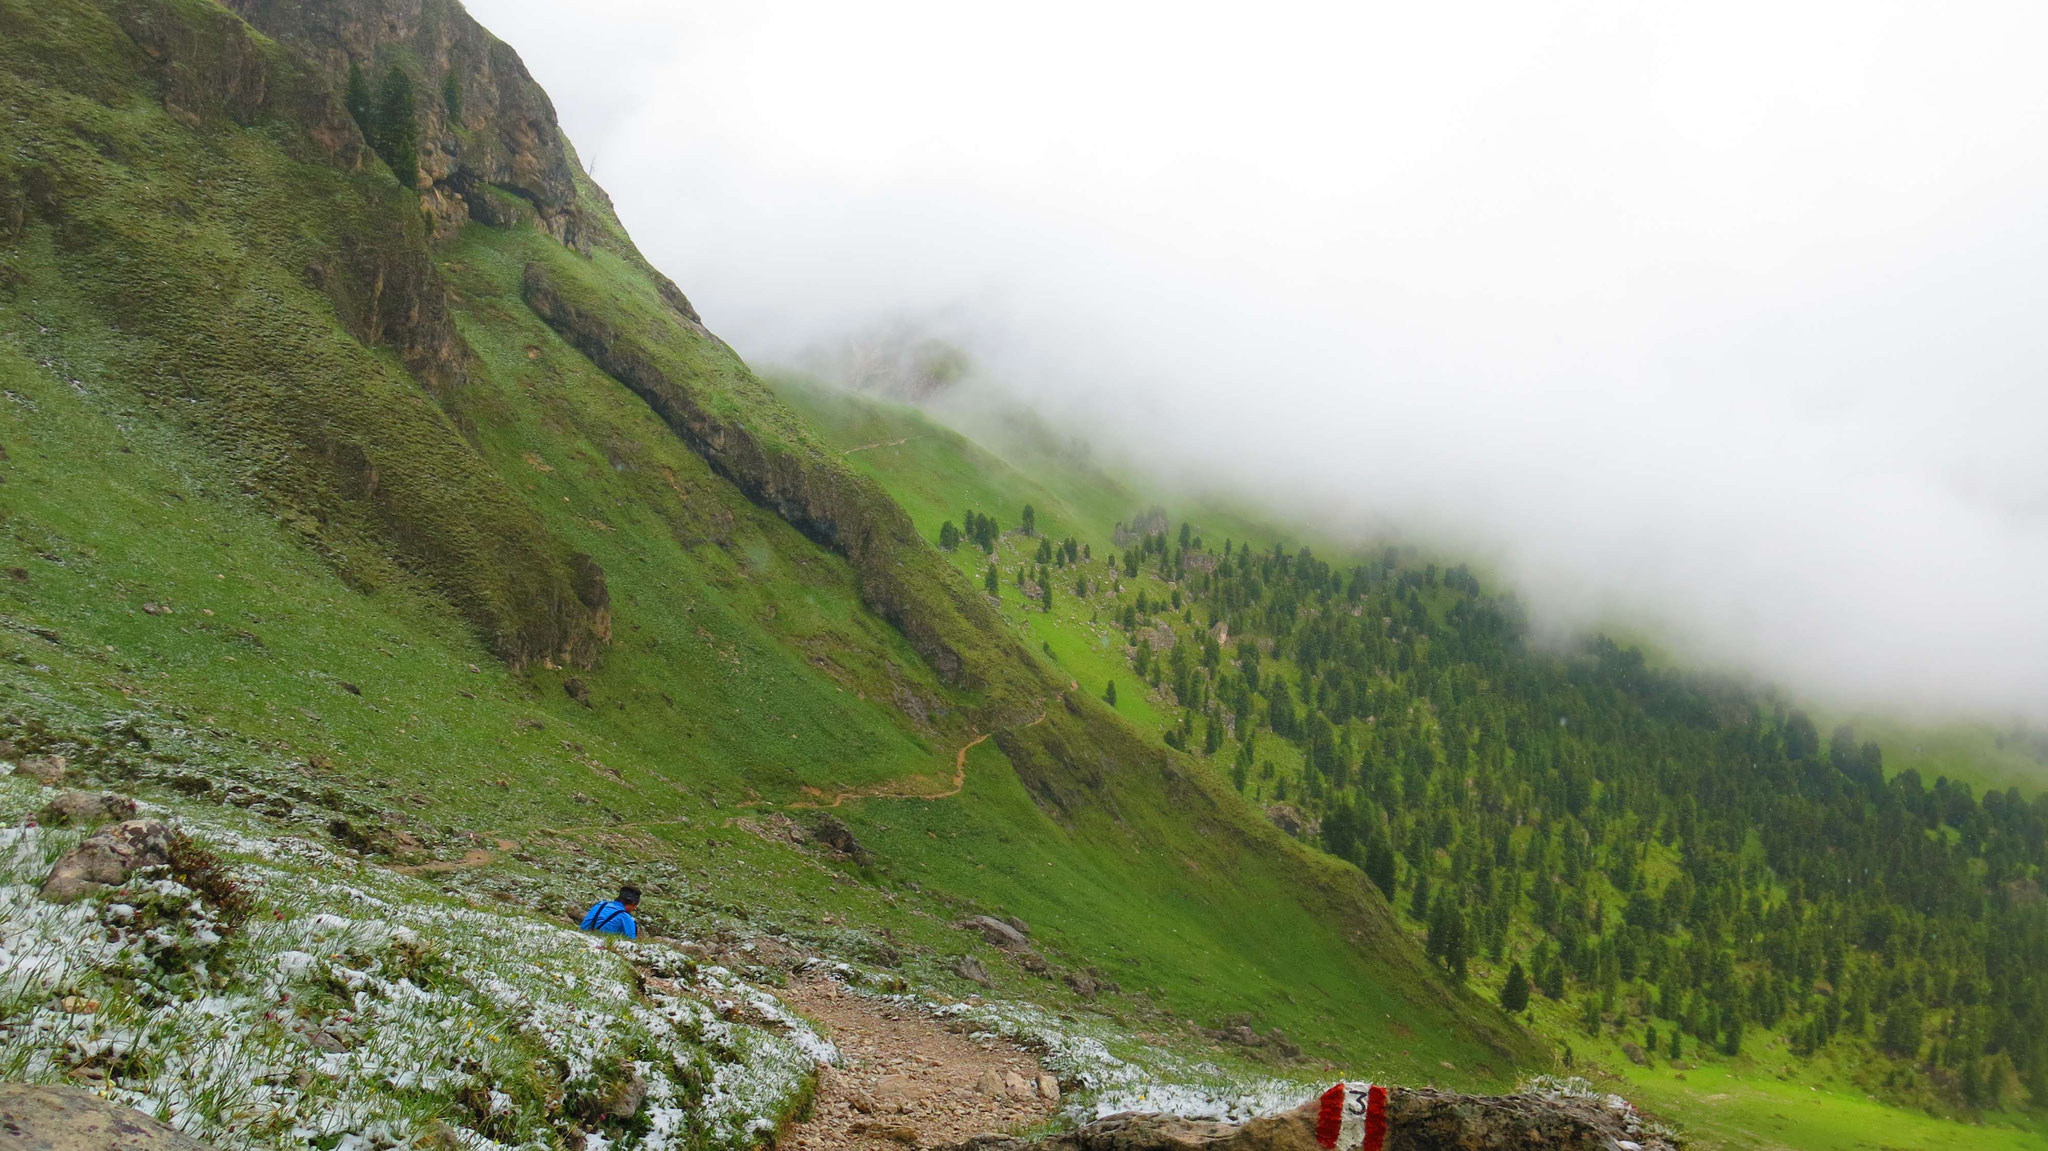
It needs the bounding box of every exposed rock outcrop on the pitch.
[0,1083,216,1151]
[41,818,174,903]
[38,790,139,828]
[223,0,590,248]
[942,1086,1678,1151]
[522,262,1033,694]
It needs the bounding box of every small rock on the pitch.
[57,995,100,1015]
[1003,1071,1031,1099]
[38,791,137,829]
[1622,1042,1648,1066]
[953,955,992,986]
[1064,972,1098,998]
[339,682,361,695]
[602,1071,646,1119]
[141,602,172,615]
[1035,1073,1059,1101]
[308,1030,347,1053]
[1000,915,1030,937]
[849,1090,878,1115]
[19,755,66,785]
[974,1070,1006,1098]
[852,1123,919,1145]
[41,819,173,904]
[562,677,590,705]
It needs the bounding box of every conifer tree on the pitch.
[939,521,961,550]
[1365,836,1397,900]
[1103,680,1117,707]
[1409,869,1432,921]
[345,61,374,135]
[1501,960,1531,1013]
[373,65,419,188]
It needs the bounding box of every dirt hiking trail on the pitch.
[776,974,1062,1149]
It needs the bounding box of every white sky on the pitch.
[467,0,2048,722]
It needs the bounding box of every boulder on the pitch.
[0,1082,216,1151]
[18,755,66,785]
[38,790,139,829]
[938,1086,1678,1151]
[960,915,1029,949]
[809,813,866,858]
[41,818,174,903]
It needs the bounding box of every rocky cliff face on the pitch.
[1,0,612,670]
[224,0,588,247]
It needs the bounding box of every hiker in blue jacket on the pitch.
[580,885,641,939]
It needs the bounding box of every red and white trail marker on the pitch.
[1314,1081,1388,1151]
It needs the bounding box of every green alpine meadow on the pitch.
[0,0,2042,1149]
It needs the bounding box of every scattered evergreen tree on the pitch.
[1021,504,1036,535]
[345,61,374,135]
[1364,836,1397,899]
[1103,680,1117,707]
[1409,869,1432,922]
[372,65,419,188]
[1880,999,1924,1058]
[1784,710,1821,761]
[442,70,462,121]
[1501,960,1531,1013]
[984,564,999,597]
[939,521,961,550]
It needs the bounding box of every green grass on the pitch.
[0,0,1532,1112]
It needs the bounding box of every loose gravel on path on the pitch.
[776,976,1062,1149]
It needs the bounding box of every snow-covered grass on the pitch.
[918,990,1324,1124]
[0,770,830,1151]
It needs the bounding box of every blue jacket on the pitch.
[580,899,639,939]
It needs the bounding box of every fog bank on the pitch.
[469,0,2048,721]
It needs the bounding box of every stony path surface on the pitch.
[776,975,1063,1149]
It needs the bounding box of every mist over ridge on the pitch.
[468,0,2048,724]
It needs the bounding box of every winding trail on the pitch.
[529,694,1063,839]
[840,435,921,457]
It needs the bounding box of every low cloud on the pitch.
[471,0,2048,721]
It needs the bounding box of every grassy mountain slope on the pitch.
[775,382,2048,1151]
[0,0,1538,1136]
